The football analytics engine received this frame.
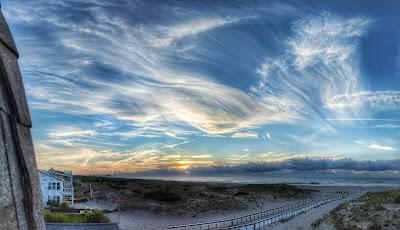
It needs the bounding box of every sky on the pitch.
[2,0,400,175]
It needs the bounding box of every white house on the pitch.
[38,168,74,207]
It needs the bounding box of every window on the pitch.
[52,182,56,190]
[48,182,51,190]
[56,182,60,190]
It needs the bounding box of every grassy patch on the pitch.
[64,214,86,223]
[44,211,86,224]
[238,184,309,197]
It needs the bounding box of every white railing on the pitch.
[168,195,350,230]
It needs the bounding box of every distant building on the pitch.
[38,168,74,207]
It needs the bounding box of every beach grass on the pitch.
[313,189,400,230]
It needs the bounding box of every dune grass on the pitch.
[313,189,400,230]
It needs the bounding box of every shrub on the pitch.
[143,190,182,202]
[84,210,109,223]
[47,200,59,208]
[59,202,69,210]
[44,210,66,223]
[368,222,383,230]
[311,217,323,229]
[375,204,385,211]
[234,191,249,196]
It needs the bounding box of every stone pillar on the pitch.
[0,5,45,230]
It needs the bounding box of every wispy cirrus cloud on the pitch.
[6,0,299,136]
[147,17,241,48]
[325,91,400,112]
[289,13,370,69]
[370,124,400,129]
[10,2,377,141]
[48,126,97,138]
[252,12,372,128]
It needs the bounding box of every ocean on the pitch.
[118,172,400,187]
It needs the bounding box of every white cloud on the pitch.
[48,126,97,138]
[325,91,400,112]
[288,12,370,69]
[231,131,259,139]
[226,153,250,162]
[370,124,400,129]
[366,143,396,151]
[253,12,372,128]
[148,17,240,48]
[256,152,291,161]
[354,140,397,151]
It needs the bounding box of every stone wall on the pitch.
[0,6,45,230]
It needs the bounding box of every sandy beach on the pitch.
[72,176,397,230]
[105,186,381,230]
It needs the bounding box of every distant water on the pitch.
[117,174,400,187]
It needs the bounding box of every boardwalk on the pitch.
[168,195,351,230]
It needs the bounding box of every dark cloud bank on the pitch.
[129,158,400,177]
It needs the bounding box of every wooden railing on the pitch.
[168,195,351,230]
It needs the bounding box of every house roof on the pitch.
[38,170,64,182]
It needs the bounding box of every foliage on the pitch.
[363,190,400,204]
[327,190,400,230]
[311,217,324,229]
[143,189,182,202]
[394,196,400,204]
[234,191,249,196]
[47,200,59,208]
[59,202,69,210]
[84,210,110,223]
[367,222,383,230]
[43,210,66,223]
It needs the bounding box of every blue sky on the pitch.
[3,0,400,174]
